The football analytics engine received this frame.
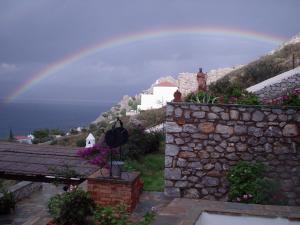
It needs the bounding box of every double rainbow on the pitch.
[5,26,287,103]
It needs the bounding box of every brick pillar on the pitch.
[87,170,142,212]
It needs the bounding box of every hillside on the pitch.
[93,65,240,124]
[210,33,300,90]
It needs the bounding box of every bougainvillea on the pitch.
[262,88,300,106]
[77,144,119,168]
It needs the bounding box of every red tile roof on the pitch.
[155,81,177,87]
[15,136,31,140]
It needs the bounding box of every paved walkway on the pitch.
[0,183,63,225]
[0,183,171,225]
[151,198,300,225]
[2,185,300,225]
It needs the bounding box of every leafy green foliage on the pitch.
[48,189,95,225]
[94,204,155,225]
[213,42,300,89]
[236,92,260,105]
[227,161,275,204]
[49,129,64,136]
[8,129,15,142]
[128,99,139,110]
[282,93,300,106]
[209,81,260,105]
[94,205,129,225]
[186,91,218,104]
[32,128,50,139]
[32,128,64,144]
[120,108,127,117]
[137,108,165,128]
[124,153,164,191]
[0,191,15,214]
[76,139,86,147]
[122,128,164,160]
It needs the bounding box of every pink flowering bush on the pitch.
[262,88,300,106]
[77,144,119,168]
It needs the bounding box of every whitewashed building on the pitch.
[85,133,95,148]
[15,134,35,144]
[137,81,178,110]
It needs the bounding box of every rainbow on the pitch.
[5,26,287,103]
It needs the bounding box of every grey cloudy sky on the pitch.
[0,0,299,104]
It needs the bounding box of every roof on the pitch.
[86,133,95,140]
[15,136,31,140]
[0,142,98,183]
[154,81,177,87]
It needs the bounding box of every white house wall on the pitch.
[153,86,178,105]
[138,86,178,110]
[139,94,160,110]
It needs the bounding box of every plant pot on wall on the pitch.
[111,161,124,178]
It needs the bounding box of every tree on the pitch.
[32,129,50,139]
[120,108,126,117]
[8,129,15,142]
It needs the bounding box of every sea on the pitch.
[0,102,113,139]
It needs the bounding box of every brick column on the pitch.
[87,170,142,212]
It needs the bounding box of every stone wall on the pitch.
[165,102,300,205]
[0,181,42,202]
[247,66,300,101]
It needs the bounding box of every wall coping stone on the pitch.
[0,181,42,202]
[167,102,300,110]
[87,170,140,185]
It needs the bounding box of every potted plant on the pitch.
[0,191,15,215]
[47,189,95,225]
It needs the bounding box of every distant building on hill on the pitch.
[86,133,95,148]
[137,81,178,110]
[15,134,34,144]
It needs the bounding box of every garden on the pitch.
[45,81,300,223]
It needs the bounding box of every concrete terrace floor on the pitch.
[151,198,300,225]
[0,183,63,225]
[1,184,300,225]
[0,183,172,225]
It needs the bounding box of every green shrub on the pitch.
[32,128,50,139]
[208,80,260,105]
[76,139,86,147]
[50,129,64,136]
[122,128,163,159]
[94,204,155,225]
[282,93,300,106]
[48,189,95,224]
[50,140,58,145]
[94,205,129,225]
[137,108,165,128]
[236,92,260,105]
[0,191,15,214]
[227,161,275,204]
[186,91,218,103]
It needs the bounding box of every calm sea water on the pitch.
[0,102,112,139]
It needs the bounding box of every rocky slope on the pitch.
[93,65,240,124]
[213,32,300,89]
[93,32,300,125]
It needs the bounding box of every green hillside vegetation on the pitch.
[209,42,300,94]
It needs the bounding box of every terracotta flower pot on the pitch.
[46,220,56,225]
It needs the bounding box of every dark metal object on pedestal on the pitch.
[104,117,129,178]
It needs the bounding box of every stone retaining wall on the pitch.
[165,102,300,205]
[0,181,42,202]
[247,66,300,101]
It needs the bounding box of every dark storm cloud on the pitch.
[0,0,299,103]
